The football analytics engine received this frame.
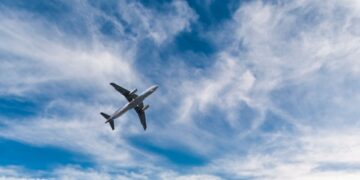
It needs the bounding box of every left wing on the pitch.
[110,83,137,102]
[134,105,147,130]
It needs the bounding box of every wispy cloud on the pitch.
[0,0,360,179]
[165,0,360,178]
[0,0,198,177]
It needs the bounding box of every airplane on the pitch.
[100,83,158,131]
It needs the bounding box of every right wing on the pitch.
[110,83,137,102]
[134,106,147,130]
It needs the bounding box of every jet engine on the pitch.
[129,89,137,95]
[142,104,149,111]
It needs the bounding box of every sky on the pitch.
[0,0,360,179]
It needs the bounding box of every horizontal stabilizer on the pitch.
[108,120,115,130]
[100,112,110,119]
[100,112,114,130]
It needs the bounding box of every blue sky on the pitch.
[0,0,360,179]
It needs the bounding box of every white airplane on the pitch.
[100,83,158,130]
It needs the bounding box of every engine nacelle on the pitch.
[142,104,149,111]
[129,89,137,95]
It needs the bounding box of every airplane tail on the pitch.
[100,112,114,130]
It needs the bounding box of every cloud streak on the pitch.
[0,0,360,179]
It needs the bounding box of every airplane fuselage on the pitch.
[107,85,158,122]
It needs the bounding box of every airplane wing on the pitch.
[110,83,137,102]
[134,105,147,130]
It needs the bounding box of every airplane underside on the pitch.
[100,83,157,131]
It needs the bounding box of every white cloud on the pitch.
[0,0,197,176]
[164,0,360,178]
[52,166,222,180]
[171,0,360,132]
[0,0,197,95]
[160,172,222,180]
[0,10,137,96]
[201,128,360,179]
[83,0,196,44]
[0,166,26,179]
[1,0,360,179]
